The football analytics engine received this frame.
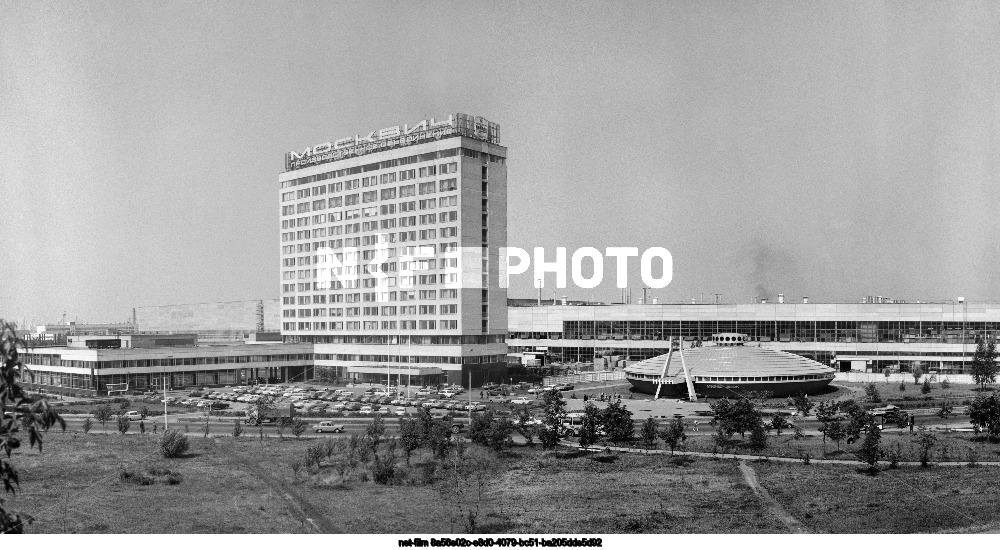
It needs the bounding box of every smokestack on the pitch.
[778,294,784,304]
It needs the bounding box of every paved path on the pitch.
[737,460,808,533]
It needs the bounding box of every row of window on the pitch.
[518,320,1000,344]
[280,147,505,191]
[280,178,459,214]
[284,304,460,317]
[282,320,459,331]
[282,227,459,246]
[292,334,505,345]
[20,353,313,369]
[313,353,507,365]
[282,202,459,228]
[284,289,455,305]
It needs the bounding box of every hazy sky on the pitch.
[2,1,999,324]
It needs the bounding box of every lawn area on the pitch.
[5,431,781,533]
[753,460,1000,533]
[8,430,1000,534]
[648,425,1000,463]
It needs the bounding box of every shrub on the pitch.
[921,378,932,395]
[232,419,243,438]
[291,417,307,438]
[940,378,952,389]
[160,429,190,458]
[82,417,93,434]
[119,468,154,486]
[117,415,131,435]
[899,381,906,392]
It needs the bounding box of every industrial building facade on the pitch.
[278,113,508,386]
[19,334,314,396]
[507,302,999,375]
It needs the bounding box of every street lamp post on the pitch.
[164,355,172,430]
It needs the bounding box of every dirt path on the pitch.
[219,441,341,533]
[737,460,808,533]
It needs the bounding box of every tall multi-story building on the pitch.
[279,113,508,386]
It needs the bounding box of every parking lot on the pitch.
[151,380,555,422]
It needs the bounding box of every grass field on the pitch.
[753,461,1000,533]
[674,428,1000,463]
[6,430,1000,534]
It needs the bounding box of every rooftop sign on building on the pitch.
[285,113,500,171]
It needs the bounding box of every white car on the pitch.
[119,411,144,421]
[510,397,532,405]
[440,391,457,398]
[359,406,374,415]
[394,407,407,416]
[313,421,345,433]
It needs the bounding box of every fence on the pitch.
[543,370,627,386]
[835,372,975,385]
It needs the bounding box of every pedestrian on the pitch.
[583,394,588,402]
[139,420,145,434]
[153,422,157,434]
[909,415,914,433]
[480,391,484,399]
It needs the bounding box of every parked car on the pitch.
[359,406,374,415]
[118,410,144,421]
[394,407,407,417]
[510,397,532,405]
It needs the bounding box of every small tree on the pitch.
[747,424,768,455]
[825,420,846,451]
[639,417,658,448]
[814,401,839,451]
[856,422,884,473]
[658,418,687,456]
[921,377,931,395]
[398,418,422,465]
[514,405,536,447]
[792,393,814,417]
[940,378,951,389]
[117,415,131,435]
[911,365,923,386]
[970,338,999,391]
[883,367,892,384]
[601,398,635,444]
[232,419,243,438]
[968,393,1000,439]
[82,417,93,434]
[865,383,882,403]
[140,406,150,419]
[578,403,601,449]
[899,381,906,392]
[936,402,954,419]
[94,404,113,429]
[290,417,307,439]
[538,389,566,449]
[770,415,789,435]
[916,427,937,467]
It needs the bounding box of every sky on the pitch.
[1,1,999,325]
